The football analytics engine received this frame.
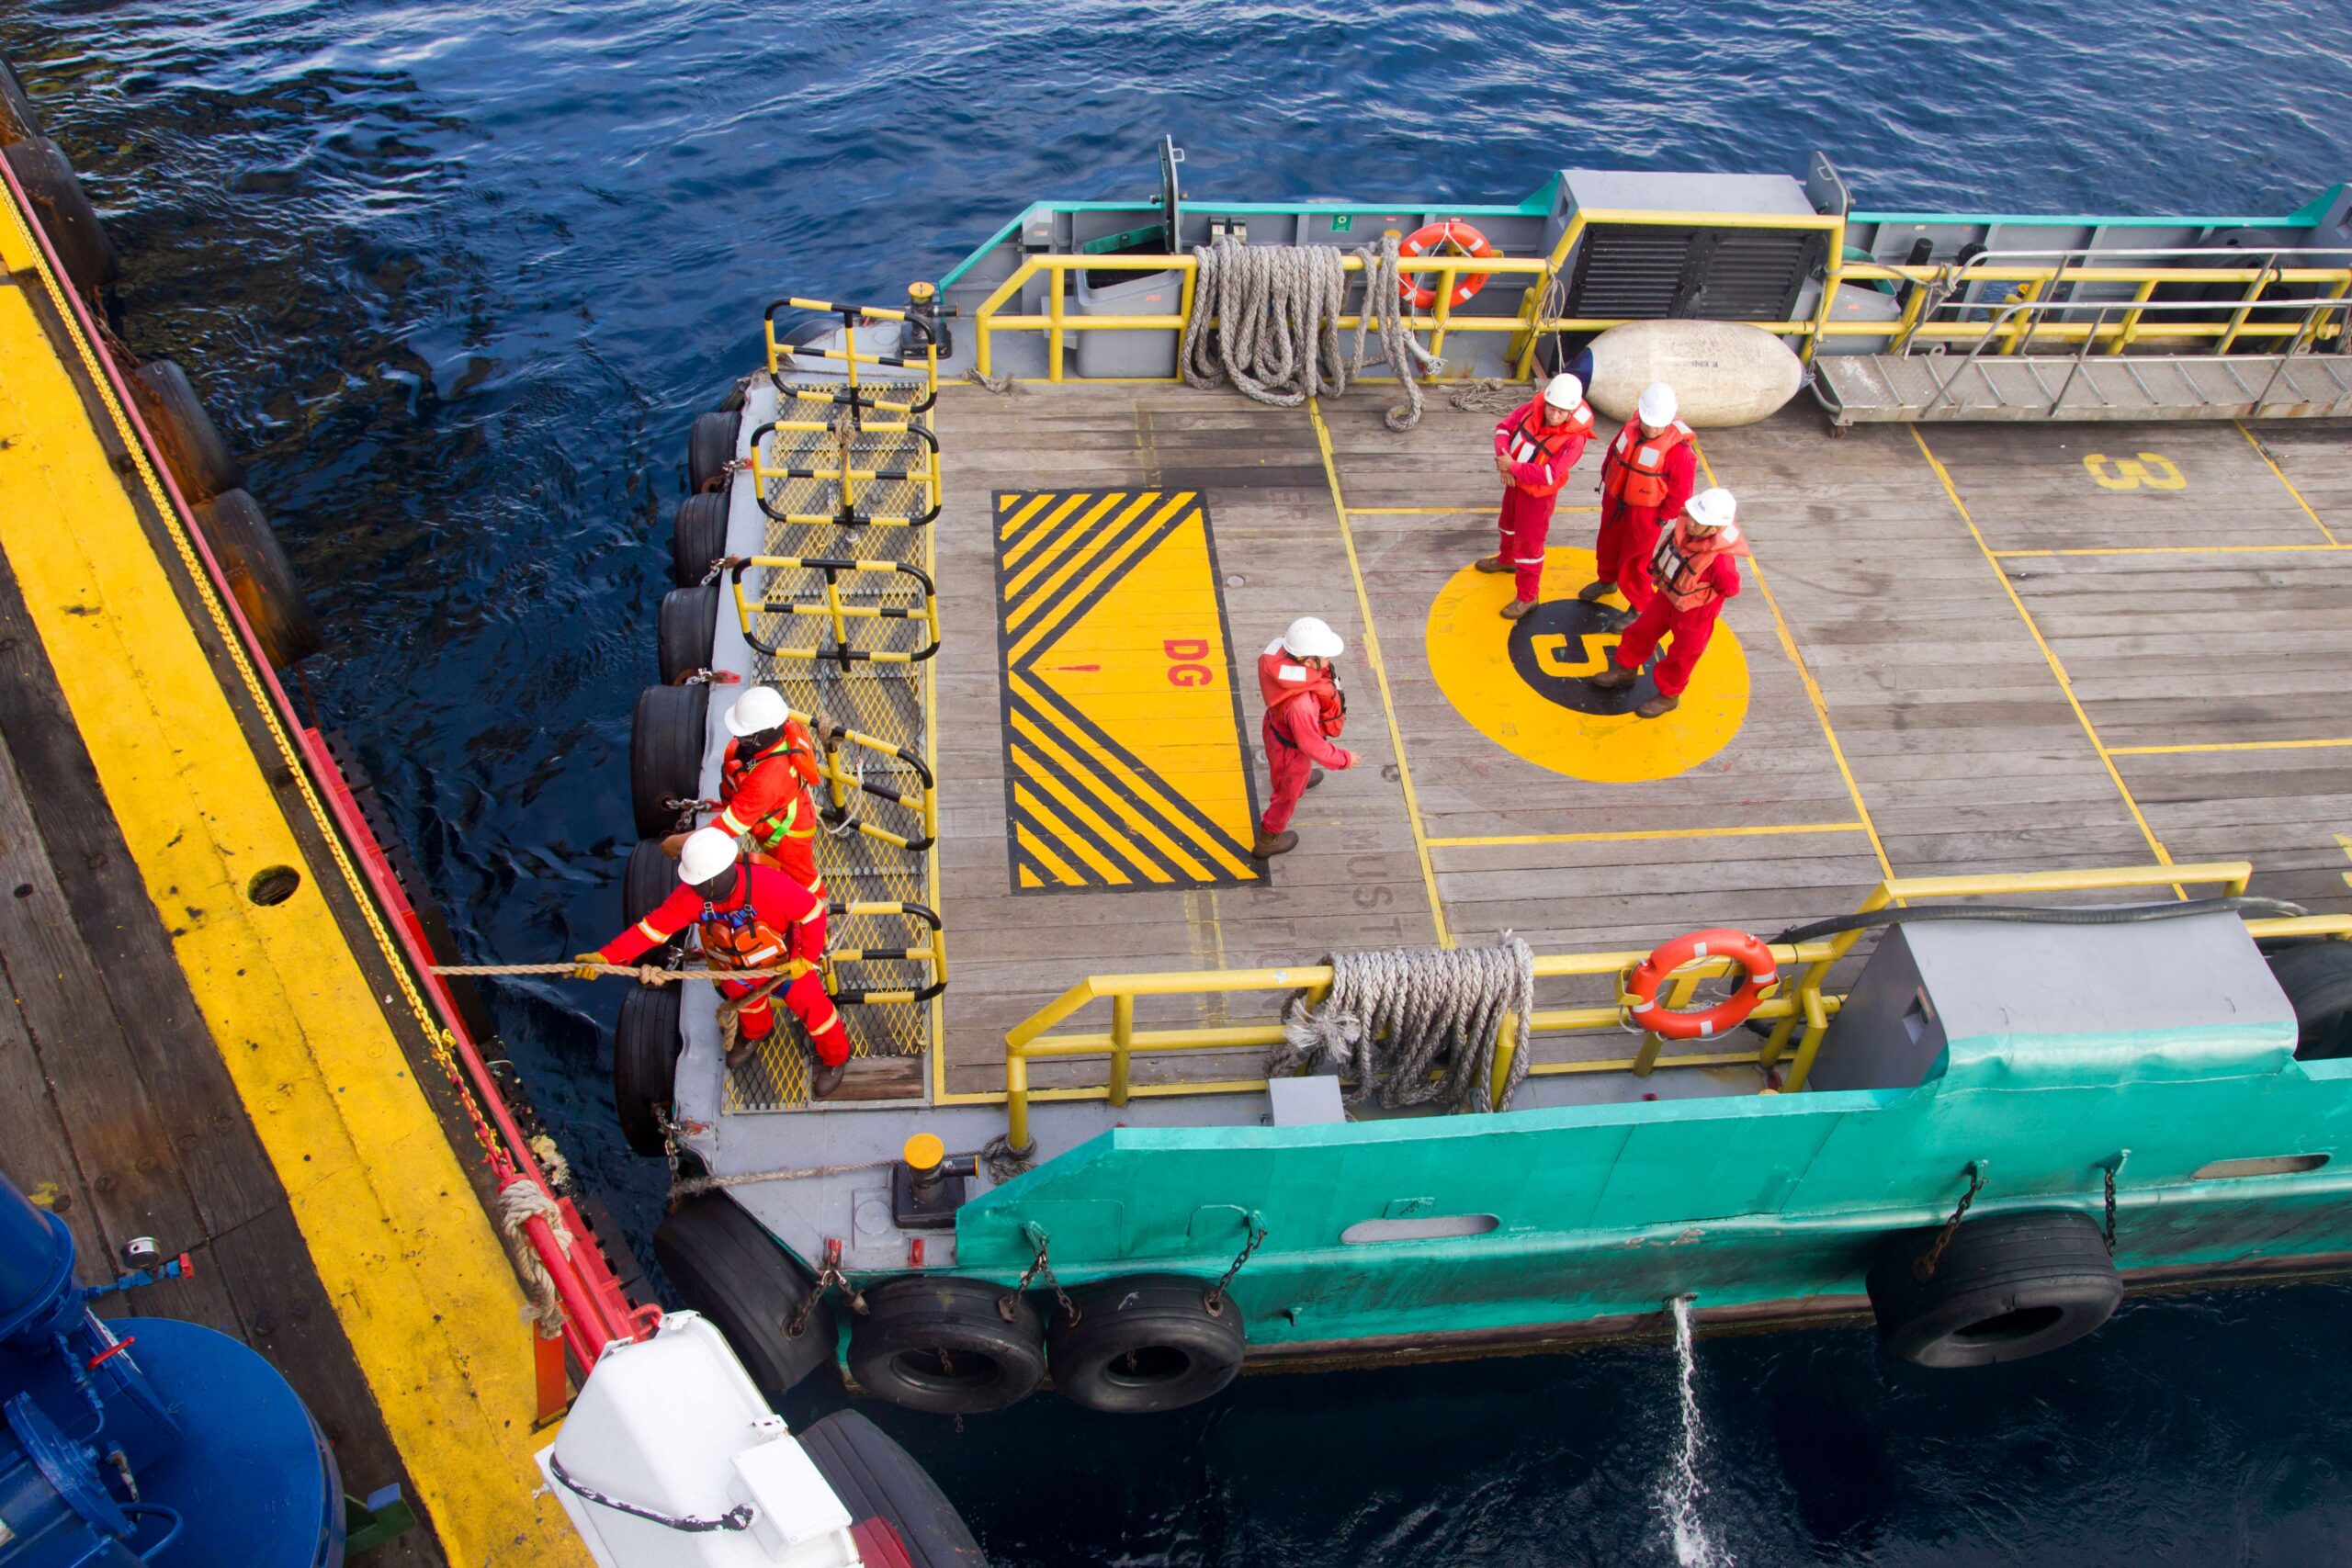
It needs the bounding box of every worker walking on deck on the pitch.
[662,685,831,898]
[1589,487,1748,720]
[1580,381,1696,631]
[580,828,851,1097]
[1253,616,1356,860]
[1476,373,1595,619]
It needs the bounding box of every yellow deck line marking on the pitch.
[1013,820,1085,886]
[1002,491,1134,597]
[994,491,1055,539]
[1428,822,1872,849]
[1008,493,1191,657]
[2337,833,2352,892]
[1010,776,1136,885]
[1308,396,1451,947]
[1008,711,1204,883]
[2237,421,2339,545]
[1992,543,2352,558]
[1691,442,1895,880]
[0,268,582,1556]
[2109,737,2352,756]
[1911,427,2175,871]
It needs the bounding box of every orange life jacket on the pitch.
[1601,419,1693,510]
[1650,518,1751,612]
[694,879,798,973]
[1256,648,1346,740]
[1498,400,1594,499]
[718,723,820,852]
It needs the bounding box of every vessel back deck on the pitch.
[929,385,2352,1098]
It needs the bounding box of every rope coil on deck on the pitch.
[1181,231,1440,429]
[1269,934,1534,1112]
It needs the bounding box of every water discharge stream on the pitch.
[1662,1297,1736,1568]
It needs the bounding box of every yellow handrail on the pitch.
[996,860,2352,1149]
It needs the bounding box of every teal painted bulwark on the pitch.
[950,1005,2352,1358]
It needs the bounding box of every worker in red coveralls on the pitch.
[578,828,852,1097]
[661,684,831,898]
[1589,487,1748,720]
[1476,373,1595,620]
[1251,616,1356,861]
[1579,381,1696,632]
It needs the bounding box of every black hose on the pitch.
[1768,895,2306,949]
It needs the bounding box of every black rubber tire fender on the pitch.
[848,1277,1046,1416]
[629,682,708,840]
[0,57,43,144]
[651,1195,837,1403]
[656,583,720,685]
[2269,942,2352,1060]
[622,836,679,930]
[189,489,324,669]
[688,409,741,496]
[671,492,730,589]
[796,1410,988,1568]
[613,982,682,1157]
[130,359,244,502]
[1865,1208,2122,1370]
[1046,1273,1247,1414]
[3,137,117,295]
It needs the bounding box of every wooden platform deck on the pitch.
[929,384,2352,1097]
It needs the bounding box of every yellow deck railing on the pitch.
[996,862,2352,1149]
[965,214,2352,385]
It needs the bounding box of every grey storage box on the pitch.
[1071,266,1182,378]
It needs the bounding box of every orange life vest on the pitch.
[1498,400,1593,499]
[1650,518,1751,612]
[718,724,820,852]
[694,879,798,973]
[1256,648,1345,740]
[1601,419,1693,510]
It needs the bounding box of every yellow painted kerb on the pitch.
[0,202,586,1562]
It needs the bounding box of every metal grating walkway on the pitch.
[1815,350,2352,425]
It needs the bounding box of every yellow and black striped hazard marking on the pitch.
[993,489,1262,892]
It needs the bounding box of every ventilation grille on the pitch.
[1566,223,1825,322]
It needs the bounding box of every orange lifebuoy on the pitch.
[1397,220,1496,311]
[1623,929,1779,1041]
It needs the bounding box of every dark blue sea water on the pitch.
[10,3,2352,1562]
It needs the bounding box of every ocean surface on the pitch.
[9,3,2352,1562]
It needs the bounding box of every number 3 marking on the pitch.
[2083,452,2186,491]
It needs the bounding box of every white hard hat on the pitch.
[1684,487,1737,533]
[725,685,789,737]
[677,827,741,885]
[1637,382,1679,426]
[1283,616,1344,660]
[1543,372,1584,410]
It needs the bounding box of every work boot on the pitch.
[1474,555,1512,574]
[1635,694,1681,719]
[1575,579,1615,603]
[1588,665,1637,693]
[1307,767,1327,789]
[810,1061,847,1100]
[1250,829,1299,859]
[1595,604,1637,633]
[1499,598,1536,620]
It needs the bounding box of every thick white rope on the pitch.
[1270,935,1535,1112]
[495,1176,576,1334]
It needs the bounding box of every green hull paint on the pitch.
[933,1010,2352,1352]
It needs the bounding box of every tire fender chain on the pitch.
[1911,1163,1984,1282]
[1204,1219,1270,1318]
[1001,1224,1080,1327]
[786,1239,866,1339]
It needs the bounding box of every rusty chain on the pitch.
[786,1259,865,1339]
[999,1227,1080,1326]
[1204,1220,1270,1317]
[2103,1166,2118,1255]
[1912,1164,1984,1282]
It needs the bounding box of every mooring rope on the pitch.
[1268,935,1535,1112]
[430,960,809,985]
[1181,232,1441,429]
[494,1175,575,1334]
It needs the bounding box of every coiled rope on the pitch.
[494,1176,575,1335]
[1268,935,1535,1112]
[1181,232,1442,430]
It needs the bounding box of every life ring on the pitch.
[1397,220,1496,311]
[1623,928,1778,1040]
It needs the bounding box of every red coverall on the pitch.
[1491,398,1593,603]
[1594,421,1697,614]
[715,720,827,897]
[598,863,849,1065]
[1257,647,1355,836]
[1611,524,1744,698]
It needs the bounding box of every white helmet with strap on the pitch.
[1543,372,1585,410]
[1684,486,1737,536]
[725,685,790,737]
[1637,382,1679,427]
[678,827,742,885]
[1282,616,1345,660]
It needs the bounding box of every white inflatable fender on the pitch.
[1584,319,1806,429]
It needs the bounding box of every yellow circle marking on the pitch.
[902,1132,946,1171]
[1424,546,1749,784]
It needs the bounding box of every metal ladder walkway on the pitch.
[1815,349,2352,426]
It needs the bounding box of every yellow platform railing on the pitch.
[965,214,2352,386]
[996,862,2352,1150]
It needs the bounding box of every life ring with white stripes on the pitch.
[1397,220,1496,311]
[1623,928,1778,1041]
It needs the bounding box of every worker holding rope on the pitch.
[1476,373,1594,620]
[578,828,852,1097]
[663,685,831,899]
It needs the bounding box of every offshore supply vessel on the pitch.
[621,138,2352,1417]
[0,61,982,1568]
